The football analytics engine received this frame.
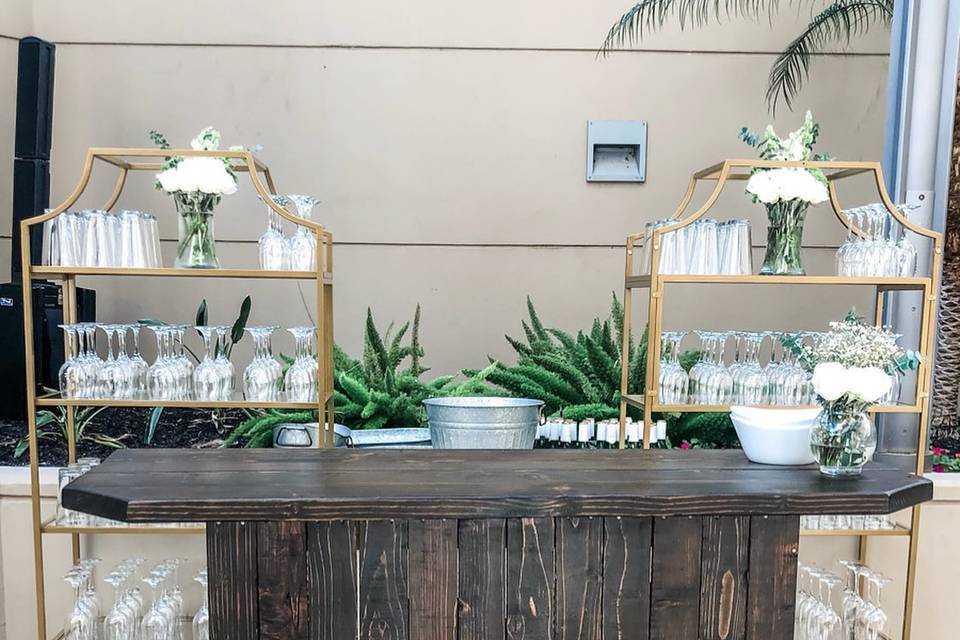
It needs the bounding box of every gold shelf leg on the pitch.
[21,224,47,640]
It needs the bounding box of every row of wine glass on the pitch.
[65,557,207,640]
[257,194,321,271]
[797,561,890,640]
[658,330,903,406]
[837,203,918,277]
[58,323,320,402]
[42,209,162,268]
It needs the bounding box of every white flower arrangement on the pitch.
[740,111,830,206]
[150,127,239,197]
[786,311,920,408]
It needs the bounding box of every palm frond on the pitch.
[601,0,787,55]
[766,0,893,113]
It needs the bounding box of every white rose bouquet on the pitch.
[784,311,921,476]
[150,127,240,268]
[739,111,830,276]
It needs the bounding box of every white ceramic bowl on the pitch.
[729,406,818,466]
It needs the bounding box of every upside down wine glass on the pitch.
[285,326,318,402]
[287,195,319,271]
[259,195,290,270]
[243,326,283,401]
[193,326,224,401]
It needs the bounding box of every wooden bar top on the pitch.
[62,448,932,522]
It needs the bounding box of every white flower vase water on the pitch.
[810,362,889,477]
[174,191,221,269]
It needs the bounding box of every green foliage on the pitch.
[484,294,681,421]
[601,0,893,113]
[15,407,126,459]
[668,412,740,449]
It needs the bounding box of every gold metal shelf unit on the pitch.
[20,147,337,640]
[615,158,942,640]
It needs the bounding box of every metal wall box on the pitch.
[586,120,647,182]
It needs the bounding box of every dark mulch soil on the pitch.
[0,407,246,466]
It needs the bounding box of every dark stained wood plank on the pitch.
[745,515,800,640]
[408,519,458,640]
[650,516,702,640]
[359,520,409,640]
[307,520,358,640]
[602,517,652,640]
[257,521,308,639]
[458,519,506,640]
[554,517,603,640]
[63,449,932,522]
[506,517,554,640]
[207,521,258,640]
[699,516,749,640]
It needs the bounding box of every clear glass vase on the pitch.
[174,192,221,268]
[760,199,809,275]
[810,401,877,477]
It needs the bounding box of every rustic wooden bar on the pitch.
[63,449,931,640]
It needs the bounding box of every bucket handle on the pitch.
[276,425,314,448]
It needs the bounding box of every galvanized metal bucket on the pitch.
[272,423,351,448]
[422,397,544,449]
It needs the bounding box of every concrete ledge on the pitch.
[0,466,58,498]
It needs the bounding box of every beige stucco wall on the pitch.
[0,1,889,373]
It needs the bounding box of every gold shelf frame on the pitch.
[616,158,943,640]
[20,147,336,640]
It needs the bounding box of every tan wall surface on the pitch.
[0,1,891,374]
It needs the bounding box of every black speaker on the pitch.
[12,157,49,279]
[14,37,55,160]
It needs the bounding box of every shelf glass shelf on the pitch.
[625,274,930,290]
[42,517,204,535]
[800,525,910,537]
[36,391,331,410]
[30,266,332,282]
[623,395,920,414]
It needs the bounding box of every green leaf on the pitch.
[146,406,164,444]
[195,299,208,327]
[35,410,59,428]
[138,318,167,327]
[231,295,253,345]
[14,438,29,459]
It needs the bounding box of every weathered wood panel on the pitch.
[307,520,359,640]
[602,517,652,640]
[256,521,308,639]
[409,519,458,640]
[458,519,506,640]
[506,517,554,640]
[650,516,702,640]
[699,516,749,640]
[745,515,800,640]
[207,521,259,640]
[359,520,409,640]
[554,517,603,640]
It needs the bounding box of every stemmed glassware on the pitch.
[286,195,320,271]
[731,332,769,405]
[838,203,920,277]
[193,326,226,401]
[97,324,131,399]
[285,326,318,401]
[658,331,689,404]
[193,570,210,640]
[64,566,96,640]
[243,326,283,401]
[59,324,87,399]
[214,326,236,398]
[258,195,290,270]
[124,324,149,397]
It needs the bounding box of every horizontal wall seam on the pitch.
[47,40,889,57]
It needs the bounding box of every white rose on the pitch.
[156,166,183,192]
[847,366,891,403]
[812,362,848,402]
[746,171,781,204]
